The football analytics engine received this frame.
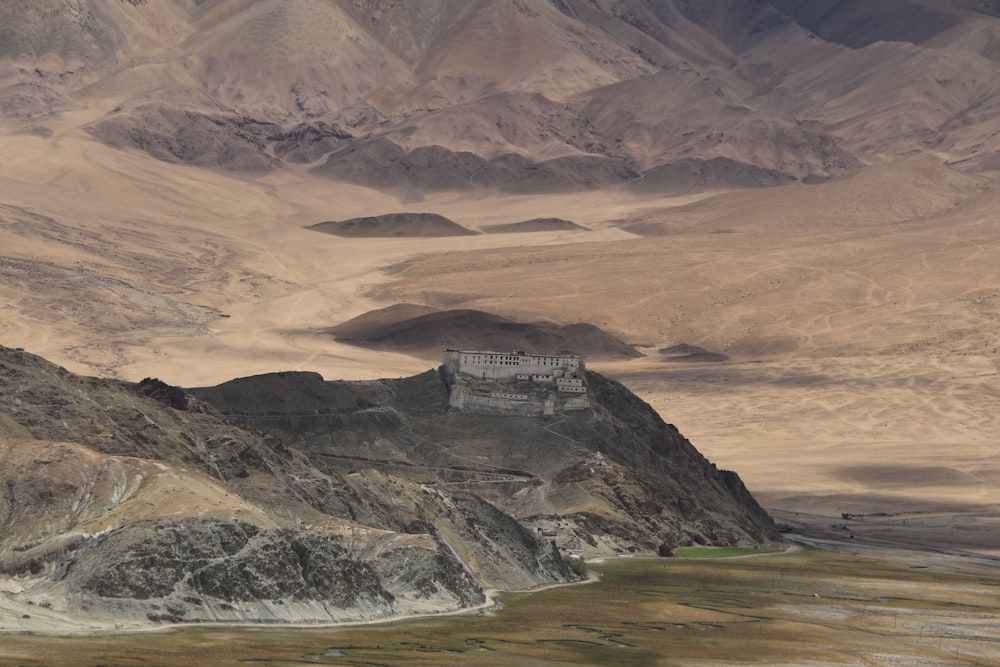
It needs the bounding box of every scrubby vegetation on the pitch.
[672,546,783,558]
[4,549,998,666]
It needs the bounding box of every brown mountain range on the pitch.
[6,0,1000,189]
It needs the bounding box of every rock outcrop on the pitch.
[190,366,780,553]
[0,346,568,627]
[0,344,777,628]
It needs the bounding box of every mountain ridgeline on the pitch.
[5,0,1000,193]
[0,345,777,628]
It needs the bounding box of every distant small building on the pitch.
[556,377,585,393]
[443,349,582,381]
[442,349,588,414]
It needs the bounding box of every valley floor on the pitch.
[3,551,999,666]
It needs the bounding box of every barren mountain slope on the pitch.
[376,91,607,161]
[10,0,1000,187]
[0,346,576,628]
[189,368,779,552]
[337,0,657,104]
[574,66,862,178]
[0,344,778,629]
[181,0,413,122]
[752,40,1000,169]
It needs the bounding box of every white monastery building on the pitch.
[442,349,589,414]
[443,349,583,381]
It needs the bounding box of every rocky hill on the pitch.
[325,304,643,361]
[189,366,780,554]
[0,344,777,629]
[308,212,478,238]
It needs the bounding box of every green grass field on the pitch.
[671,546,783,558]
[3,548,999,666]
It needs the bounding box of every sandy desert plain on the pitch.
[3,99,1000,662]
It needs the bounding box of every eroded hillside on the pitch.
[6,0,1000,188]
[0,345,777,630]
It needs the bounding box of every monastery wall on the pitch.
[443,349,583,381]
[443,349,589,415]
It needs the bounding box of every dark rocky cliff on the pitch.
[190,366,780,551]
[0,347,565,627]
[0,345,777,628]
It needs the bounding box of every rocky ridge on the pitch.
[0,347,563,627]
[188,366,779,555]
[0,344,778,628]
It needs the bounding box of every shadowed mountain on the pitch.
[325,304,643,360]
[308,212,478,238]
[86,101,283,174]
[483,217,590,234]
[310,138,639,193]
[765,0,963,49]
[626,157,797,194]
